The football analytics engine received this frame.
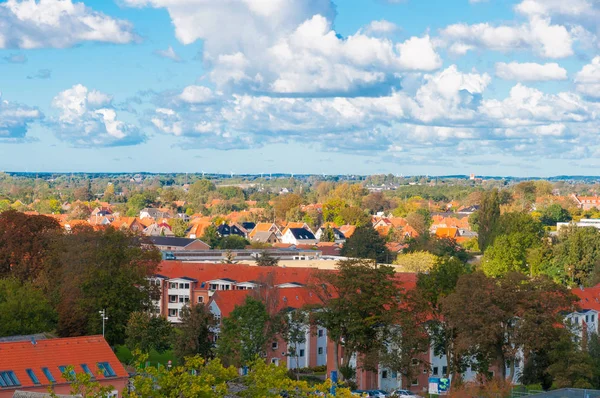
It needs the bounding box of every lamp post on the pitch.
[99,309,108,337]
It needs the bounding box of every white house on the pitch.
[281,228,318,246]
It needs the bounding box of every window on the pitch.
[382,370,388,379]
[272,342,278,350]
[26,369,40,385]
[442,366,447,376]
[411,358,419,366]
[411,379,418,386]
[58,366,75,379]
[0,371,20,387]
[423,368,427,374]
[198,296,204,303]
[299,349,305,357]
[169,295,177,303]
[593,315,596,322]
[169,282,177,289]
[97,362,116,377]
[210,284,218,290]
[168,309,178,317]
[318,347,324,355]
[271,358,279,365]
[586,315,589,322]
[318,329,324,337]
[432,367,439,376]
[42,367,55,383]
[81,364,94,378]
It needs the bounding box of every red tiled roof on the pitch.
[157,261,319,287]
[0,335,128,389]
[573,285,600,312]
[211,287,323,318]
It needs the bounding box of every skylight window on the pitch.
[97,362,116,377]
[0,371,21,387]
[26,369,40,385]
[42,367,55,383]
[81,364,94,378]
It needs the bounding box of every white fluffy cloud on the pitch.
[495,62,567,81]
[364,20,398,34]
[439,17,574,58]
[0,0,136,49]
[0,92,43,141]
[50,84,144,146]
[123,0,441,95]
[575,56,600,98]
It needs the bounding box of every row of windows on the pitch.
[168,295,190,304]
[0,363,116,389]
[169,282,190,289]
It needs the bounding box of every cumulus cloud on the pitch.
[439,17,575,58]
[49,84,145,146]
[0,0,136,49]
[364,20,398,35]
[154,46,181,62]
[0,91,43,141]
[123,0,442,95]
[495,62,567,81]
[575,57,600,99]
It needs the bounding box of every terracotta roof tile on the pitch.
[0,335,128,390]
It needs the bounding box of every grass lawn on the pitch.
[115,345,176,366]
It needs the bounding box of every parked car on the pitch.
[351,391,388,398]
[391,390,422,398]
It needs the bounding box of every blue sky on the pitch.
[1,0,600,176]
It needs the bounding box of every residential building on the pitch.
[147,236,210,251]
[216,223,246,238]
[281,228,318,246]
[248,223,282,239]
[139,208,172,220]
[571,194,600,210]
[557,219,600,232]
[314,227,346,244]
[250,231,280,244]
[0,336,128,398]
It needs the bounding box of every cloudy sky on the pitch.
[1,0,600,176]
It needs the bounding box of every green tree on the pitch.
[0,278,57,337]
[320,226,336,242]
[255,251,279,267]
[126,193,152,217]
[125,311,172,354]
[394,251,438,273]
[552,226,600,286]
[481,234,532,277]
[322,198,347,223]
[200,224,221,248]
[273,194,303,220]
[311,259,402,377]
[173,304,214,363]
[219,235,248,249]
[338,206,370,227]
[53,227,161,345]
[187,179,216,209]
[126,355,237,398]
[547,330,595,389]
[168,218,188,237]
[416,256,471,378]
[475,189,500,252]
[540,204,571,226]
[216,296,272,367]
[340,225,392,263]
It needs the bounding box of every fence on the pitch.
[510,388,600,398]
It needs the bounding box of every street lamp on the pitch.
[99,309,108,337]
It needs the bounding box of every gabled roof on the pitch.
[157,261,319,288]
[148,236,203,247]
[287,228,316,240]
[0,335,128,390]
